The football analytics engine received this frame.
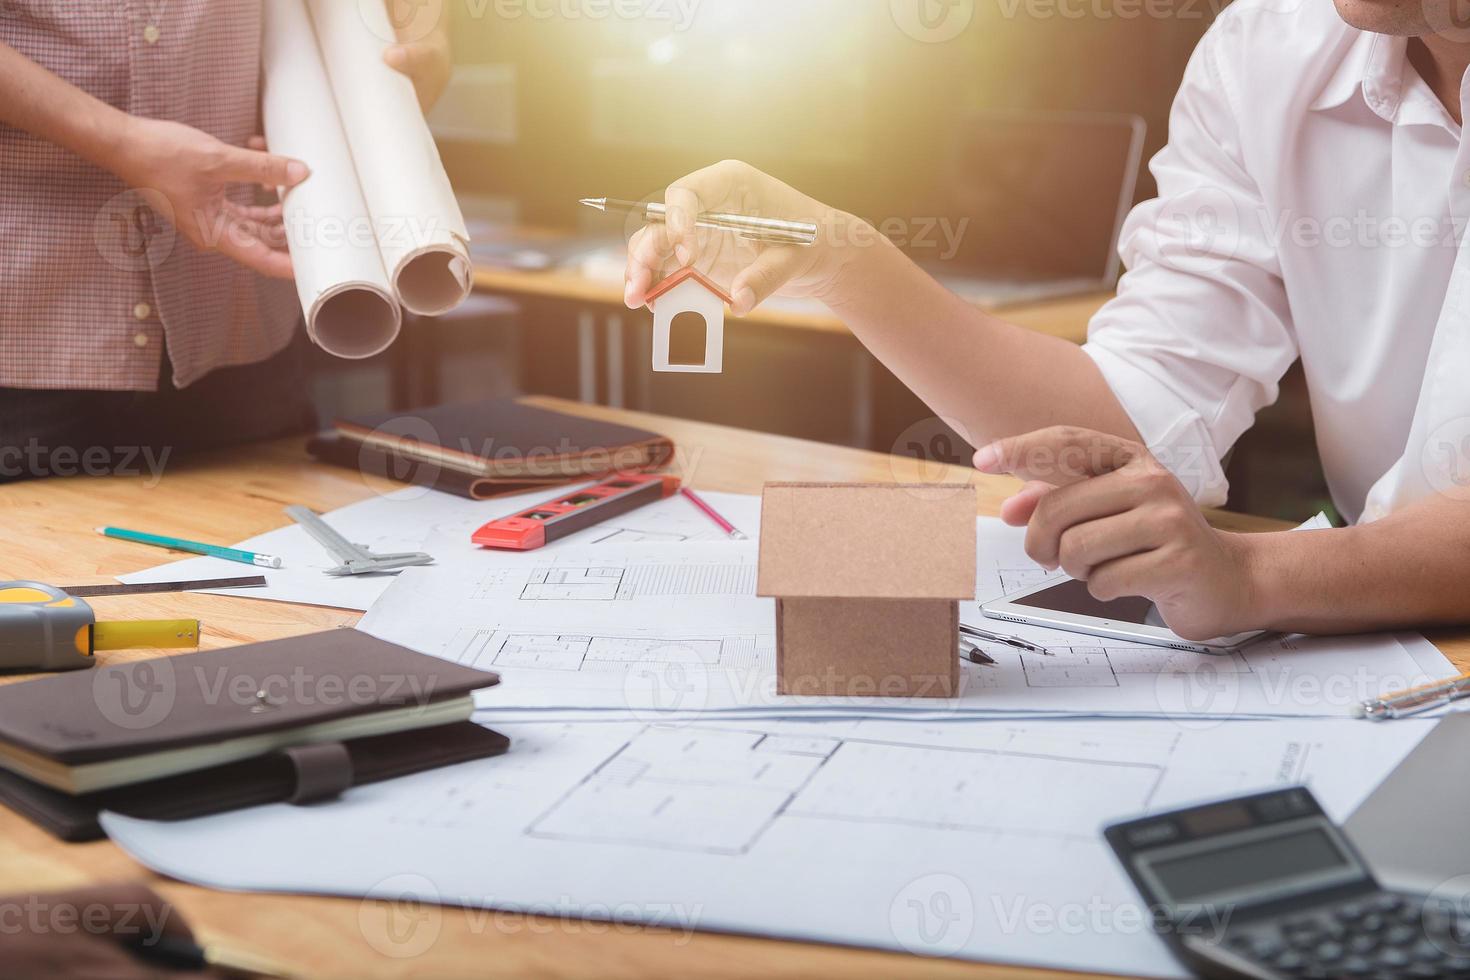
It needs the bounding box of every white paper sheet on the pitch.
[306,0,472,317]
[357,518,1456,720]
[262,0,401,359]
[102,716,1434,978]
[116,488,762,612]
[261,0,472,359]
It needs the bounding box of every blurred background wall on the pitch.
[312,0,1334,521]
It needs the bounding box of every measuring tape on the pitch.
[471,474,681,551]
[0,582,200,672]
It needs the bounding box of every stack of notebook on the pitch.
[0,631,507,841]
[308,398,676,499]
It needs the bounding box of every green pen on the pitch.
[98,526,284,569]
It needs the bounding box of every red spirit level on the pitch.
[470,473,681,551]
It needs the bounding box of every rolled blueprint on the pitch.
[261,0,402,359]
[307,0,473,317]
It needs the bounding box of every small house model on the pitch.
[645,267,732,374]
[756,483,977,699]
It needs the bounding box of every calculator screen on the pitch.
[1147,827,1352,904]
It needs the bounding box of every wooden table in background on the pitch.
[473,263,1110,444]
[2,396,1465,980]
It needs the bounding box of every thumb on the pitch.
[216,144,310,190]
[729,248,804,316]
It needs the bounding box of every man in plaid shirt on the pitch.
[0,2,450,482]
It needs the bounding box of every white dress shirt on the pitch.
[1083,0,1470,523]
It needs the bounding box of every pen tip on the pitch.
[579,198,605,211]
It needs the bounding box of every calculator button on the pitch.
[1348,934,1380,955]
[1272,949,1306,972]
[1384,923,1417,946]
[1413,940,1447,962]
[1377,946,1412,969]
[1360,912,1387,932]
[1312,940,1345,961]
[1372,894,1404,914]
[1336,955,1374,975]
[1286,928,1322,949]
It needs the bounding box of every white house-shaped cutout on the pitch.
[646,267,732,374]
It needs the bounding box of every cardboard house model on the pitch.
[756,483,977,699]
[645,267,732,374]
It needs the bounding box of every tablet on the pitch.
[980,575,1266,654]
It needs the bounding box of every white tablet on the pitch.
[980,575,1266,654]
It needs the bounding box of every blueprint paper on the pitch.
[102,716,1435,978]
[261,0,471,357]
[261,0,400,359]
[117,488,761,612]
[356,518,1455,719]
[306,0,471,317]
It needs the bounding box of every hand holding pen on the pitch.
[616,160,858,317]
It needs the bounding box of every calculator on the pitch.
[1105,787,1470,979]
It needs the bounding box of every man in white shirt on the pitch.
[624,0,1470,640]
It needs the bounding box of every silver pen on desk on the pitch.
[959,623,1053,656]
[579,198,819,247]
[1356,673,1470,720]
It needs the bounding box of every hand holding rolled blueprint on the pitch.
[261,0,472,359]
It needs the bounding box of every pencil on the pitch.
[98,526,284,569]
[679,488,747,539]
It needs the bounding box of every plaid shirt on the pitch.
[0,1,299,392]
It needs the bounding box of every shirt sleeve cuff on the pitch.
[1082,342,1231,507]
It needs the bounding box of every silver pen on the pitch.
[579,197,818,247]
[1356,674,1470,720]
[959,623,1053,656]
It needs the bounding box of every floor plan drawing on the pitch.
[490,561,758,601]
[524,722,1170,855]
[451,628,766,674]
[103,717,1437,979]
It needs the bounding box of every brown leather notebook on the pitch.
[0,722,509,842]
[0,630,500,794]
[307,434,567,500]
[310,398,675,499]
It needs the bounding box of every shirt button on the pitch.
[143,24,161,44]
[1462,169,1470,188]
[133,333,150,349]
[133,301,152,321]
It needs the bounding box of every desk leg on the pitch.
[851,346,874,450]
[605,313,625,409]
[577,309,598,404]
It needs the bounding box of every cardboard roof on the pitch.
[756,483,977,600]
[645,267,734,306]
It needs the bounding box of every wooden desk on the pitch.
[1,397,1465,980]
[475,262,1112,448]
[473,264,1110,345]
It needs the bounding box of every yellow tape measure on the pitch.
[0,581,199,672]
